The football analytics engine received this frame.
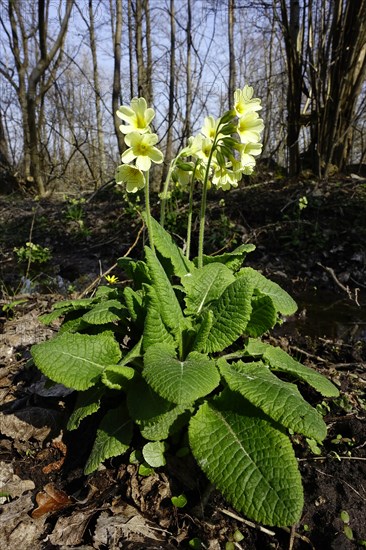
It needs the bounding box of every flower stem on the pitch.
[144,170,155,252]
[186,160,198,261]
[160,159,176,227]
[198,145,216,268]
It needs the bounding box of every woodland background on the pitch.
[0,0,366,197]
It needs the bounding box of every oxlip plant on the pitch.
[31,88,339,528]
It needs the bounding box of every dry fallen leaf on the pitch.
[31,482,73,518]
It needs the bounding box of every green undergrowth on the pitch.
[31,216,339,528]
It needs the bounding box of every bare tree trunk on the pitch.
[88,0,106,187]
[135,0,145,98]
[0,110,11,170]
[144,0,153,105]
[110,0,124,154]
[161,0,175,183]
[7,1,31,178]
[128,0,135,98]
[26,0,74,194]
[316,0,366,174]
[228,0,236,106]
[183,0,192,143]
[279,0,302,176]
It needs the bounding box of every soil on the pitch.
[0,173,365,549]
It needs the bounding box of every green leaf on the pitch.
[40,298,96,324]
[243,338,270,356]
[59,316,90,334]
[82,299,126,325]
[219,109,236,124]
[176,161,194,171]
[219,123,237,135]
[117,257,150,288]
[53,298,95,310]
[148,215,195,277]
[123,287,143,323]
[101,365,135,390]
[40,307,71,325]
[262,345,339,398]
[219,359,327,441]
[197,244,255,271]
[182,263,235,315]
[138,463,154,476]
[171,494,187,508]
[204,274,253,353]
[192,310,214,352]
[119,337,143,366]
[31,332,122,390]
[238,268,297,315]
[142,441,166,467]
[84,402,133,474]
[189,400,304,527]
[143,343,220,404]
[143,284,176,350]
[127,377,191,440]
[246,295,277,337]
[67,385,105,430]
[95,285,119,299]
[144,247,186,343]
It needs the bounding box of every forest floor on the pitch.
[0,172,365,549]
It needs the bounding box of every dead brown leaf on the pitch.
[31,482,73,518]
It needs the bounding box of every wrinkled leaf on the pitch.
[148,215,194,277]
[127,377,191,440]
[85,402,133,474]
[143,343,220,404]
[189,399,303,527]
[204,274,253,353]
[246,295,277,337]
[238,267,297,315]
[182,263,235,315]
[101,365,135,390]
[219,359,327,441]
[32,332,122,391]
[67,385,105,430]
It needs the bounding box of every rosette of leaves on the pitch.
[31,219,339,527]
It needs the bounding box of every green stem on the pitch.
[185,160,198,261]
[144,170,155,252]
[160,158,177,227]
[198,144,217,268]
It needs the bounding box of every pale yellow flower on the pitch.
[193,136,215,163]
[237,112,264,144]
[212,161,242,190]
[240,152,257,175]
[115,164,145,193]
[116,97,155,134]
[234,85,262,117]
[242,142,263,157]
[201,115,220,141]
[122,132,164,171]
[172,164,194,188]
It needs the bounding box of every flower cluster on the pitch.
[115,97,164,193]
[115,86,263,195]
[174,85,264,191]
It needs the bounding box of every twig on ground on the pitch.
[218,508,276,536]
[313,468,366,501]
[298,456,366,462]
[288,524,296,550]
[281,525,315,549]
[317,262,360,305]
[289,345,328,363]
